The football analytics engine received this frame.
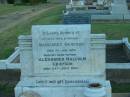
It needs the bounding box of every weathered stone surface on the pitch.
[63,13,91,24]
[15,24,111,97]
[32,25,91,75]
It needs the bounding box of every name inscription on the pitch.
[32,25,90,74]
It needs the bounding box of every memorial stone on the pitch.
[32,25,90,74]
[15,24,112,97]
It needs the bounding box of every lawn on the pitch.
[112,83,130,93]
[92,23,130,40]
[0,4,32,15]
[0,4,64,59]
[0,83,14,97]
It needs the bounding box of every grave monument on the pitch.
[66,0,112,11]
[65,0,130,20]
[15,24,112,97]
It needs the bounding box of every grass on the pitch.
[0,4,32,15]
[0,83,14,97]
[0,4,64,59]
[112,83,130,93]
[92,23,130,40]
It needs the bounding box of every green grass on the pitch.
[0,4,32,15]
[112,83,130,93]
[0,83,14,97]
[0,4,64,59]
[92,23,130,40]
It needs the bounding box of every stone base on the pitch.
[15,79,112,97]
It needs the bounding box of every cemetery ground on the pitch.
[0,3,59,33]
[0,4,31,16]
[0,3,130,97]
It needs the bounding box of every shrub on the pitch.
[21,0,29,3]
[16,0,47,5]
[42,0,47,3]
[7,0,15,4]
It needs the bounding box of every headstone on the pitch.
[66,0,112,17]
[71,0,85,6]
[97,0,104,5]
[32,25,90,74]
[15,24,112,97]
[63,13,91,24]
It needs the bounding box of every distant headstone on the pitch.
[63,13,91,24]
